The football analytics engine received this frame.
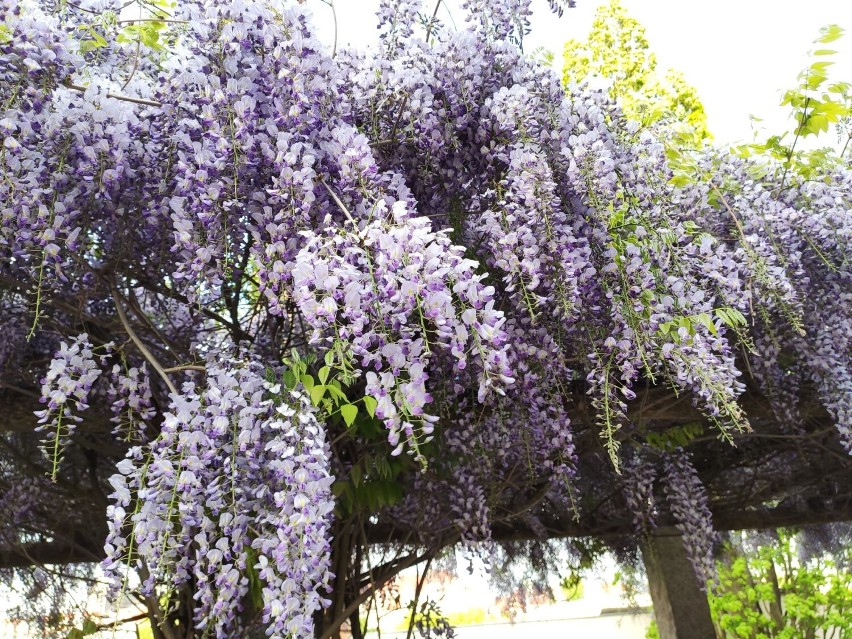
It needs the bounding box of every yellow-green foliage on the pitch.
[562,0,710,147]
[735,25,852,184]
[710,530,852,639]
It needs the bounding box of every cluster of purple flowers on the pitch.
[293,201,513,456]
[662,450,717,588]
[377,0,423,46]
[34,334,105,475]
[104,361,334,638]
[622,454,658,533]
[2,0,851,633]
[106,363,156,441]
[462,0,533,43]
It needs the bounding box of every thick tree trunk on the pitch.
[641,528,716,639]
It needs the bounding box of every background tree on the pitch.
[710,527,852,639]
[562,0,710,147]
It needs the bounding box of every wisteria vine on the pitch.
[1,0,851,636]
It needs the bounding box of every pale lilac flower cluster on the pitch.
[477,84,594,325]
[103,362,334,638]
[0,1,84,267]
[106,363,156,442]
[151,0,342,303]
[0,1,80,113]
[34,334,104,469]
[662,450,717,588]
[377,0,423,46]
[449,467,492,544]
[293,201,513,456]
[675,155,852,449]
[337,17,756,539]
[462,0,532,43]
[0,477,42,539]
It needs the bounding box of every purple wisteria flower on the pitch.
[2,0,851,635]
[103,360,335,639]
[34,334,105,477]
[292,200,513,458]
[662,449,717,589]
[107,363,156,442]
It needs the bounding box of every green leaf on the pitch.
[282,370,296,390]
[341,403,358,427]
[325,383,348,402]
[362,395,378,418]
[140,23,165,51]
[309,384,326,406]
[817,24,844,44]
[729,309,747,326]
[697,312,718,337]
[244,546,264,611]
[90,31,108,48]
[300,374,314,391]
[317,366,330,385]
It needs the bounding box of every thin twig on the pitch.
[137,565,178,639]
[840,132,851,159]
[328,0,338,57]
[389,92,410,145]
[709,183,747,239]
[65,0,136,14]
[425,0,443,42]
[121,38,142,91]
[320,178,360,227]
[96,612,149,631]
[405,556,432,639]
[125,285,190,359]
[116,18,188,24]
[110,281,178,396]
[162,365,207,373]
[63,80,162,108]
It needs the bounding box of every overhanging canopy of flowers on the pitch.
[1,0,850,636]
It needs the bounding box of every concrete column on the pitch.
[641,528,716,639]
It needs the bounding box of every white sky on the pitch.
[309,0,852,146]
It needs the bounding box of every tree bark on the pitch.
[641,528,716,639]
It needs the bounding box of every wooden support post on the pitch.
[641,528,717,639]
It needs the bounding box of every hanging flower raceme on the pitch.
[292,200,513,458]
[377,0,423,50]
[462,0,533,43]
[662,449,717,589]
[106,363,156,442]
[622,453,658,532]
[103,361,335,639]
[0,1,81,113]
[34,334,106,480]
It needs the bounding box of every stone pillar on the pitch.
[641,528,716,639]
